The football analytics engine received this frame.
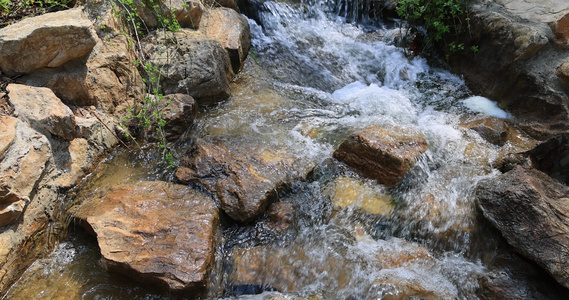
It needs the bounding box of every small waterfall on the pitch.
[6,1,556,299]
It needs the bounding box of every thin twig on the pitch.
[90,111,133,152]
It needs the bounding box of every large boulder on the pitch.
[6,84,78,141]
[175,138,309,222]
[72,181,219,291]
[142,30,232,105]
[333,125,428,186]
[448,0,569,139]
[476,166,569,289]
[21,34,145,115]
[200,8,251,74]
[0,8,98,76]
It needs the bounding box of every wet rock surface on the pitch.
[72,181,219,291]
[0,8,98,76]
[463,117,509,146]
[176,137,310,222]
[333,125,428,186]
[477,165,569,289]
[449,0,569,139]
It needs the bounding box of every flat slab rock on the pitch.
[72,181,219,291]
[333,125,428,186]
[477,166,569,289]
[0,8,98,76]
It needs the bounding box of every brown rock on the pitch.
[142,30,232,105]
[175,138,307,222]
[0,9,98,76]
[0,120,50,216]
[55,138,92,189]
[555,13,569,44]
[266,202,294,233]
[333,125,428,186]
[0,116,17,159]
[21,34,145,115]
[6,84,78,141]
[463,117,509,146]
[477,166,569,289]
[556,59,569,85]
[73,181,219,291]
[200,8,251,74]
[0,201,25,227]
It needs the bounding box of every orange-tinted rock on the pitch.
[73,181,219,291]
[555,13,569,43]
[463,117,509,146]
[200,8,251,74]
[0,120,51,209]
[0,9,98,76]
[0,116,17,159]
[333,126,428,186]
[7,84,78,141]
[22,34,144,115]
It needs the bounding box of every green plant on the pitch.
[396,0,475,54]
[113,0,182,168]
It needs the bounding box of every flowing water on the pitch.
[4,1,554,299]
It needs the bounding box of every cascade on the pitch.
[5,1,562,299]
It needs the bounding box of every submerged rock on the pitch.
[72,181,219,291]
[176,138,308,222]
[0,8,98,76]
[477,166,569,289]
[331,177,394,216]
[333,125,428,186]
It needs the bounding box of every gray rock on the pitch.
[477,166,569,289]
[142,30,232,105]
[0,8,98,76]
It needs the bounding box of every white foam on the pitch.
[462,96,509,118]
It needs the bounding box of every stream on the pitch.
[2,0,558,299]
